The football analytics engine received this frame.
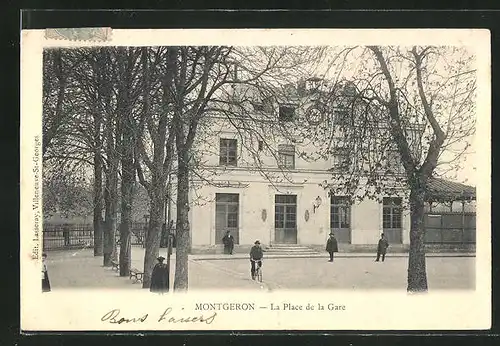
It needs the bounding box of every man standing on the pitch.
[326,232,339,262]
[250,240,263,280]
[222,230,235,255]
[376,233,389,262]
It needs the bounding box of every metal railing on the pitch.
[42,224,94,251]
[42,222,151,251]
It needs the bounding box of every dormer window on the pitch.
[343,82,357,96]
[252,97,273,113]
[252,102,265,112]
[279,105,296,122]
[332,108,349,125]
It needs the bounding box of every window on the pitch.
[219,138,237,166]
[278,144,295,169]
[252,102,265,112]
[215,193,239,244]
[331,109,348,125]
[252,97,273,113]
[279,105,296,121]
[386,150,403,173]
[332,147,350,170]
[383,197,402,229]
[258,140,264,151]
[330,197,351,229]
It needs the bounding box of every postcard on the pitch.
[20,28,491,331]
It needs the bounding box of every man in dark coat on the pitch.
[41,253,51,292]
[150,256,169,293]
[222,230,235,255]
[326,232,339,262]
[376,233,389,262]
[249,240,263,280]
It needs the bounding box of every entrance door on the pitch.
[382,197,403,244]
[330,196,351,243]
[215,193,239,245]
[274,194,297,244]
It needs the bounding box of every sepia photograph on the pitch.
[20,28,490,331]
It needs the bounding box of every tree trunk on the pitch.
[174,156,190,291]
[117,47,135,277]
[103,174,118,266]
[93,153,104,256]
[103,137,119,267]
[142,190,164,288]
[407,188,428,292]
[119,142,134,276]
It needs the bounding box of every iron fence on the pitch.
[42,224,94,251]
[42,222,150,251]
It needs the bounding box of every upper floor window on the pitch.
[279,105,296,122]
[331,147,350,170]
[258,140,264,151]
[252,97,273,113]
[386,149,403,174]
[219,138,237,166]
[278,144,295,169]
[252,102,266,112]
[331,108,349,125]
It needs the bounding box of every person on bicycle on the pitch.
[250,240,263,280]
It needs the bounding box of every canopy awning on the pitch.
[426,178,476,202]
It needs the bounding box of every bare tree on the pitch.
[42,49,87,155]
[115,47,143,276]
[160,46,325,290]
[133,47,177,287]
[302,46,476,292]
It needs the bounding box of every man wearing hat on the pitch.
[249,240,263,280]
[222,230,235,255]
[150,256,169,293]
[376,233,389,262]
[326,232,339,262]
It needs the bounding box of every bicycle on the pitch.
[251,259,263,283]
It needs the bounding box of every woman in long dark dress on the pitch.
[150,256,169,293]
[41,253,51,292]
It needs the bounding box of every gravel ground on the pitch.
[43,246,475,291]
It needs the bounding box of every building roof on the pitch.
[426,178,476,202]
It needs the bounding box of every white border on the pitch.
[20,29,491,331]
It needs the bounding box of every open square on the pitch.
[44,247,475,291]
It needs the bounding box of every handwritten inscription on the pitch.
[100,302,345,326]
[158,307,217,324]
[101,309,149,324]
[101,308,217,325]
